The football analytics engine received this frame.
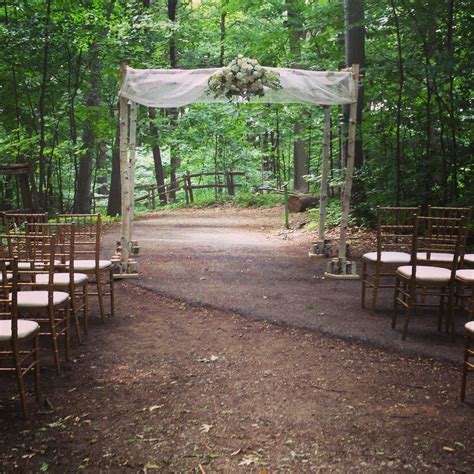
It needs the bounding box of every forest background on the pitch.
[0,0,472,222]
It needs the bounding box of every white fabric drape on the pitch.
[121,66,356,107]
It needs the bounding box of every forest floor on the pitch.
[1,206,473,472]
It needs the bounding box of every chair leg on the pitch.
[50,316,61,375]
[361,261,367,308]
[109,268,115,317]
[461,333,470,402]
[34,335,41,403]
[64,305,71,361]
[96,270,106,322]
[392,277,400,329]
[469,287,474,319]
[447,287,456,341]
[82,283,89,334]
[402,288,413,341]
[70,290,82,344]
[371,265,380,313]
[438,289,445,332]
[13,350,27,418]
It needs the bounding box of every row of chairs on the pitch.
[0,212,114,417]
[360,206,473,400]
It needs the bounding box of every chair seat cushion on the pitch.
[36,273,88,286]
[456,269,474,283]
[465,321,474,335]
[417,252,455,262]
[397,265,452,282]
[0,272,13,283]
[464,254,474,265]
[363,251,411,264]
[67,259,112,271]
[13,290,69,308]
[0,319,39,341]
[19,261,61,270]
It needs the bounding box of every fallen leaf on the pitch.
[149,405,163,412]
[442,446,455,452]
[200,424,213,433]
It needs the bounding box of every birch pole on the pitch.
[338,64,359,273]
[128,101,138,248]
[119,63,130,270]
[319,106,331,242]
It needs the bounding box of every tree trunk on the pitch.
[38,0,52,209]
[343,0,365,169]
[220,6,226,66]
[390,0,404,206]
[286,0,309,192]
[293,123,309,191]
[148,108,167,205]
[107,121,121,216]
[75,44,100,213]
[168,0,179,201]
[288,194,318,213]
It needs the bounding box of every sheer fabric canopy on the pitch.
[121,66,356,107]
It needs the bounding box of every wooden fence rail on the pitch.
[135,171,245,210]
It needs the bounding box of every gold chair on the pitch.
[2,212,48,234]
[393,216,466,340]
[456,269,474,320]
[361,206,419,312]
[2,233,70,374]
[56,214,114,321]
[416,207,472,267]
[461,322,474,402]
[27,222,89,342]
[0,258,41,418]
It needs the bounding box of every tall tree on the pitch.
[344,0,365,169]
[286,0,309,192]
[168,0,179,201]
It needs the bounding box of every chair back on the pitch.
[0,257,19,346]
[410,215,466,280]
[1,233,57,303]
[56,214,101,265]
[376,206,421,257]
[428,206,472,263]
[26,222,75,279]
[428,206,472,222]
[2,212,48,235]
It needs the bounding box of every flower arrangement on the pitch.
[207,55,281,101]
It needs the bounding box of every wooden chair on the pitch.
[56,214,114,321]
[2,212,48,234]
[416,206,472,267]
[2,233,70,374]
[27,222,89,342]
[456,269,474,320]
[0,258,41,418]
[461,321,474,402]
[361,206,420,312]
[393,215,466,340]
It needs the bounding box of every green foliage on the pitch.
[307,198,346,229]
[0,0,471,221]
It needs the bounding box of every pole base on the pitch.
[309,239,333,258]
[324,258,359,280]
[111,255,139,279]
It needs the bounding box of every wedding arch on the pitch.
[117,62,360,277]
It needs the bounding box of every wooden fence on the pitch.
[134,171,245,210]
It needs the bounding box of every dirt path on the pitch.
[1,206,473,472]
[113,206,468,363]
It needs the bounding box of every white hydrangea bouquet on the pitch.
[207,55,281,102]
